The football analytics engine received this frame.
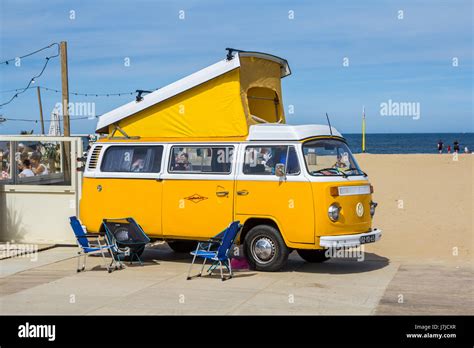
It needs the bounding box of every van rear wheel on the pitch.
[244,225,289,272]
[297,249,330,263]
[168,241,198,253]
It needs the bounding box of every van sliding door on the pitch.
[161,145,235,240]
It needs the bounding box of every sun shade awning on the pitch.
[95,50,291,139]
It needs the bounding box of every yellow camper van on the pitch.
[79,50,381,271]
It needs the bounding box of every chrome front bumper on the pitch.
[319,228,382,248]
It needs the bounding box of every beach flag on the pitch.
[362,106,366,153]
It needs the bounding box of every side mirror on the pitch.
[275,163,286,177]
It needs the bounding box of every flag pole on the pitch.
[362,106,366,153]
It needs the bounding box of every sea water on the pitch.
[343,133,474,154]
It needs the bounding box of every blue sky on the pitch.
[0,0,472,134]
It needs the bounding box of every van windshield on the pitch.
[302,139,364,177]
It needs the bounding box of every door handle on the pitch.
[237,190,249,196]
[216,190,229,197]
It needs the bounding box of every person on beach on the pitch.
[453,141,460,153]
[437,140,443,153]
[447,145,451,153]
[465,146,470,153]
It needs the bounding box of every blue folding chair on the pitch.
[186,221,241,281]
[69,216,123,273]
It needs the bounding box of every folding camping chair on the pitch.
[69,216,123,273]
[186,221,241,281]
[102,218,150,265]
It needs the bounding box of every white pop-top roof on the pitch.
[96,51,290,132]
[246,124,343,141]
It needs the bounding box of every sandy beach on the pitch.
[356,153,473,264]
[355,153,473,315]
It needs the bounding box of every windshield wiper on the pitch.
[311,168,347,178]
[347,167,368,177]
[337,168,348,178]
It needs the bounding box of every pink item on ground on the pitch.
[231,257,249,270]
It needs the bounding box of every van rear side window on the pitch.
[101,146,163,173]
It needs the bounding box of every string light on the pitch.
[0,43,60,108]
[0,86,160,97]
[0,44,161,116]
[0,43,59,65]
[41,86,159,97]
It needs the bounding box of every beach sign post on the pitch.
[362,106,366,153]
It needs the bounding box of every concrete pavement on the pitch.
[0,244,471,315]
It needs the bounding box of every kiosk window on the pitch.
[0,141,12,183]
[169,146,233,174]
[101,146,163,173]
[2,140,72,186]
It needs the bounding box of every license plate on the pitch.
[359,234,376,244]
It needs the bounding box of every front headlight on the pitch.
[328,203,341,222]
[370,201,378,217]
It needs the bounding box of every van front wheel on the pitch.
[297,249,330,263]
[244,225,289,272]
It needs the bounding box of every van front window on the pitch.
[303,139,364,176]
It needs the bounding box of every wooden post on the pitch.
[36,87,45,134]
[60,41,71,184]
[60,41,70,136]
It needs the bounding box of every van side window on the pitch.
[169,146,233,174]
[243,145,300,175]
[101,146,163,173]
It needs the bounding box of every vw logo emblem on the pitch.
[356,202,364,217]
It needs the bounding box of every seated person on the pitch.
[267,146,300,175]
[260,148,272,167]
[15,144,31,169]
[131,158,145,172]
[0,170,9,180]
[244,148,272,174]
[130,151,146,172]
[19,159,35,177]
[30,152,49,176]
[1,162,10,180]
[173,151,192,171]
[332,153,349,170]
[316,153,349,176]
[16,151,28,168]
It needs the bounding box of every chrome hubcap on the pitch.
[251,237,275,264]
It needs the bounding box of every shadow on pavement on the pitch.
[292,252,390,275]
[88,245,390,275]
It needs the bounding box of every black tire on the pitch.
[243,225,289,272]
[168,241,198,253]
[297,249,330,263]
